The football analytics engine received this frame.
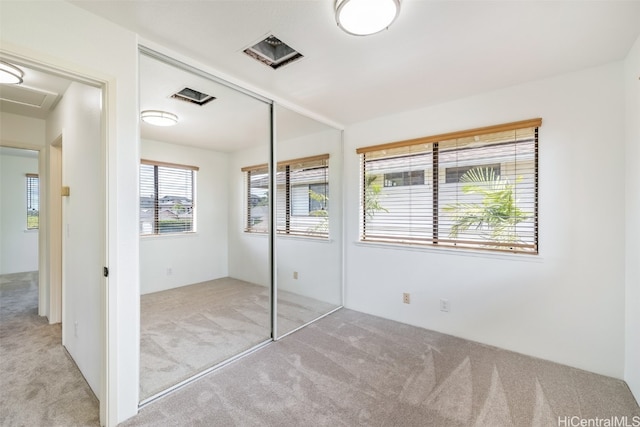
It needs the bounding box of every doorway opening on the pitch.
[0,55,107,426]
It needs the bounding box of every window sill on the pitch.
[277,234,334,244]
[24,229,39,233]
[244,231,334,244]
[140,232,198,240]
[244,231,269,238]
[353,240,543,262]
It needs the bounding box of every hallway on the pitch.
[0,271,98,426]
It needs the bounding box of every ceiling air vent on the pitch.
[171,87,216,106]
[0,84,54,108]
[244,35,303,70]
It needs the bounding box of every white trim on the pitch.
[340,130,346,309]
[49,139,62,325]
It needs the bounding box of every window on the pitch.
[358,119,540,254]
[243,154,330,238]
[384,170,425,187]
[26,174,39,230]
[139,160,197,235]
[244,165,269,234]
[445,164,500,184]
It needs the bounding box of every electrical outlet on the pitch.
[440,298,450,312]
[403,293,411,304]
[293,271,298,280]
[166,267,173,276]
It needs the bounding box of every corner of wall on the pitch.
[624,33,640,403]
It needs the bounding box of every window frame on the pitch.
[139,159,198,236]
[242,154,330,239]
[357,118,541,254]
[26,173,39,230]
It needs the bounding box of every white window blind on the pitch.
[358,119,540,254]
[243,154,329,238]
[140,160,197,235]
[243,164,270,234]
[26,174,39,230]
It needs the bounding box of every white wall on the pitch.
[0,112,46,146]
[0,149,39,274]
[47,82,103,397]
[624,35,640,402]
[344,62,626,379]
[140,139,229,294]
[1,2,140,423]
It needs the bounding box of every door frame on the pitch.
[49,136,62,323]
[0,51,111,426]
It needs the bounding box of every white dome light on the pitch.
[0,61,24,84]
[336,0,401,36]
[141,110,179,127]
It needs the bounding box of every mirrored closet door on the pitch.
[273,105,343,338]
[138,50,272,402]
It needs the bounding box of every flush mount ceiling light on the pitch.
[0,61,25,84]
[140,110,178,127]
[335,0,401,36]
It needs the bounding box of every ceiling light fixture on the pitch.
[0,61,25,84]
[335,0,400,36]
[140,110,178,127]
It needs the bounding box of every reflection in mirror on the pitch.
[138,51,271,402]
[274,105,343,338]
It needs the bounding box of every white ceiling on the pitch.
[140,53,271,151]
[0,63,70,119]
[71,0,640,126]
[140,53,338,150]
[3,1,639,151]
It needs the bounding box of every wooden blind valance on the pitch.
[356,118,542,154]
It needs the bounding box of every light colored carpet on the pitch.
[126,308,640,427]
[0,271,99,427]
[140,277,338,400]
[4,273,638,426]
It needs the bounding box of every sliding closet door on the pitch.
[138,50,272,402]
[273,105,343,338]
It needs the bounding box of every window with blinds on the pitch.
[358,119,540,254]
[26,174,39,230]
[244,165,269,234]
[139,160,197,235]
[243,154,330,238]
